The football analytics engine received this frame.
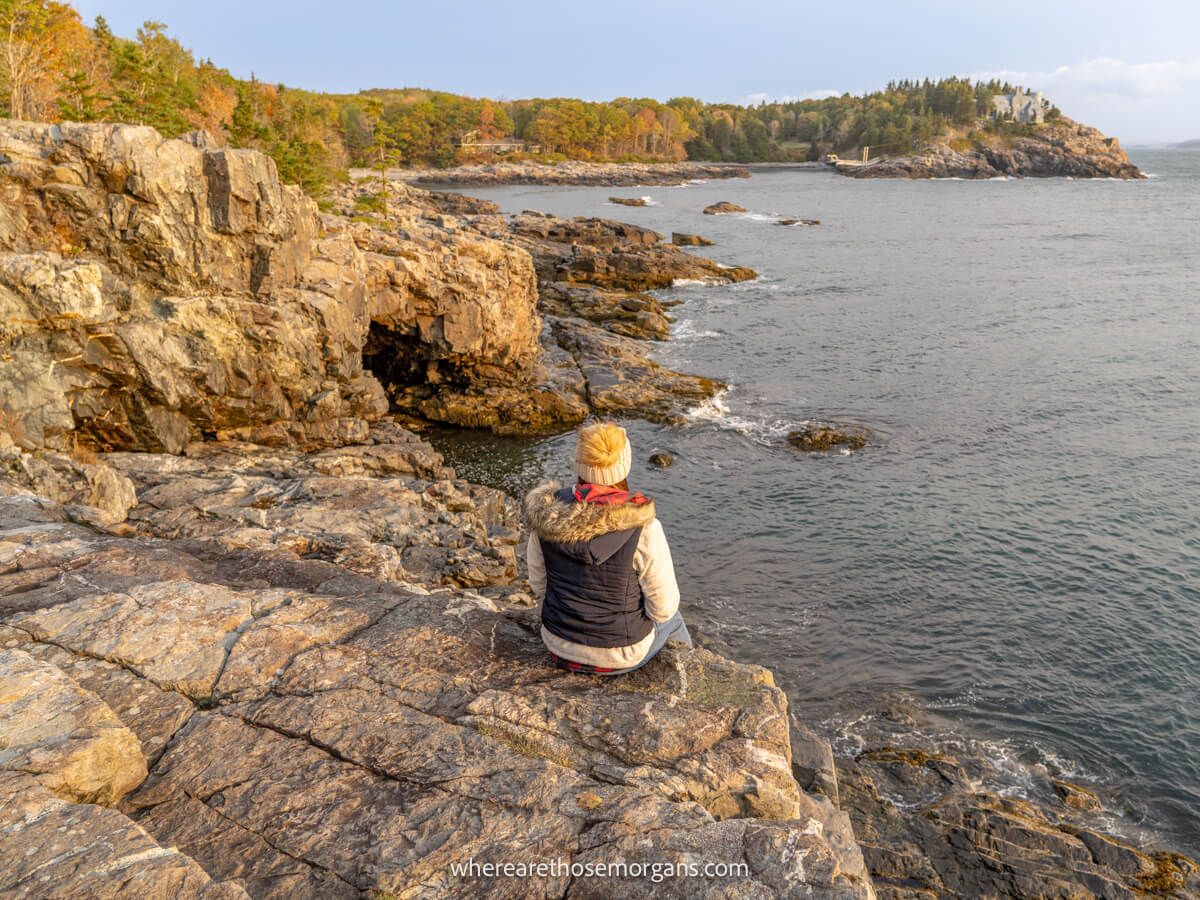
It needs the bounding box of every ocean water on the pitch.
[428,149,1200,853]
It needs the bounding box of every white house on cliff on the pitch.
[991,88,1048,124]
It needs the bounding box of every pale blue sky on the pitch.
[73,1,1200,142]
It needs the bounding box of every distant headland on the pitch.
[0,8,1141,187]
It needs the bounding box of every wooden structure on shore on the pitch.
[823,146,875,170]
[457,130,541,155]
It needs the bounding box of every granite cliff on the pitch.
[0,121,747,451]
[839,117,1143,179]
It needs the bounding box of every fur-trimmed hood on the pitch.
[524,481,656,544]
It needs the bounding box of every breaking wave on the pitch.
[685,389,808,445]
[671,319,721,341]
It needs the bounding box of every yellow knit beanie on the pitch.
[575,421,632,486]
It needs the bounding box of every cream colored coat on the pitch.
[524,482,681,668]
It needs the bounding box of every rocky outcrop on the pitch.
[326,178,757,433]
[0,122,535,450]
[374,160,750,187]
[507,211,757,291]
[608,196,649,206]
[0,431,876,898]
[0,121,751,448]
[840,736,1200,899]
[703,201,748,215]
[840,118,1143,179]
[0,441,137,526]
[671,232,714,246]
[0,122,390,452]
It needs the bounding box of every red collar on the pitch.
[573,483,650,506]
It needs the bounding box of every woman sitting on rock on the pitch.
[524,421,691,674]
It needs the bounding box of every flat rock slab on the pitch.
[0,772,246,898]
[0,492,875,898]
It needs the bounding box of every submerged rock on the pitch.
[778,217,821,226]
[787,426,869,452]
[1053,778,1103,812]
[703,201,748,215]
[608,196,648,206]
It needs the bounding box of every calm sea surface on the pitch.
[430,150,1200,852]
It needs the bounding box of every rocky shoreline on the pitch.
[362,160,751,187]
[839,117,1143,179]
[1,121,1196,898]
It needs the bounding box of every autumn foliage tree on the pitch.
[1,0,90,120]
[0,5,1042,188]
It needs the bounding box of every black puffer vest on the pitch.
[525,484,656,649]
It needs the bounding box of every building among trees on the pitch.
[991,88,1047,125]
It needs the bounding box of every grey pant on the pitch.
[599,611,692,676]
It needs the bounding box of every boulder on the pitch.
[1053,778,1103,812]
[671,231,714,246]
[703,201,748,215]
[787,426,869,452]
[0,446,136,527]
[608,196,649,206]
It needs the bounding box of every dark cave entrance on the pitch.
[362,322,429,402]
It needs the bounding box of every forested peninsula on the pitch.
[2,4,1089,192]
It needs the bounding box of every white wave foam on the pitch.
[671,320,721,341]
[671,278,710,287]
[738,212,779,222]
[685,389,807,445]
